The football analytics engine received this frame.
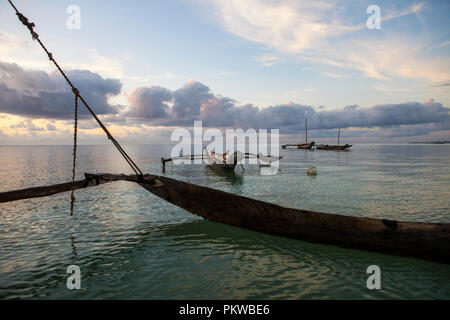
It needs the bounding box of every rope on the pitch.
[70,91,79,216]
[7,0,144,179]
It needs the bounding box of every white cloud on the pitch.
[0,31,52,70]
[0,30,129,80]
[0,31,26,55]
[67,49,126,79]
[208,0,354,53]
[286,87,316,95]
[202,0,448,82]
[436,40,450,48]
[382,2,426,23]
[254,53,283,67]
[308,38,450,82]
[320,71,349,80]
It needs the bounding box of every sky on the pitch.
[0,0,449,144]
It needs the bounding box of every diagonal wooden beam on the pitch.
[0,173,154,204]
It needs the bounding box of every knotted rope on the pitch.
[70,89,79,216]
[7,0,145,215]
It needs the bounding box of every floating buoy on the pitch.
[307,166,317,176]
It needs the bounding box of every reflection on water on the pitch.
[204,166,244,186]
[0,144,449,299]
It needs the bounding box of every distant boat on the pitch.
[161,149,282,172]
[316,128,352,151]
[316,144,352,150]
[282,118,315,149]
[204,150,237,170]
[296,142,315,149]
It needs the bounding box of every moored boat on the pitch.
[282,119,314,149]
[296,142,315,149]
[316,144,352,150]
[316,128,352,150]
[161,150,282,171]
[204,150,237,170]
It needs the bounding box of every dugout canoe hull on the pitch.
[142,175,450,263]
[1,173,448,263]
[281,142,315,149]
[316,144,352,150]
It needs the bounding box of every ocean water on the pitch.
[0,144,449,299]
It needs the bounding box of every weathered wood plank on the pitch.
[0,173,153,203]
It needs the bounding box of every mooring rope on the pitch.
[70,90,79,216]
[6,0,144,178]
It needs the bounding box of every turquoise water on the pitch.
[0,144,449,299]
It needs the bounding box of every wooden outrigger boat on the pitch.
[1,173,449,263]
[282,142,315,150]
[161,150,282,172]
[316,144,352,151]
[204,150,238,170]
[161,150,236,171]
[316,128,352,151]
[3,1,448,265]
[282,119,315,149]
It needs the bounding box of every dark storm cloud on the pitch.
[172,81,213,118]
[0,61,121,119]
[126,86,172,118]
[2,61,449,139]
[46,123,57,131]
[257,104,314,129]
[125,80,449,135]
[9,119,44,131]
[314,100,449,129]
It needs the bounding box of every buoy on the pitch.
[307,166,317,176]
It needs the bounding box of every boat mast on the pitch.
[305,118,308,144]
[337,128,341,146]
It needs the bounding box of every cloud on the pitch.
[0,31,56,70]
[1,61,448,140]
[254,54,284,67]
[172,80,214,118]
[124,80,450,136]
[0,31,128,79]
[432,82,450,88]
[200,0,449,82]
[436,40,450,48]
[67,49,127,79]
[304,99,450,130]
[307,38,450,81]
[0,31,27,56]
[46,123,57,131]
[205,0,426,54]
[319,72,349,80]
[206,0,355,53]
[9,119,45,133]
[0,61,122,119]
[126,86,172,118]
[382,2,426,22]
